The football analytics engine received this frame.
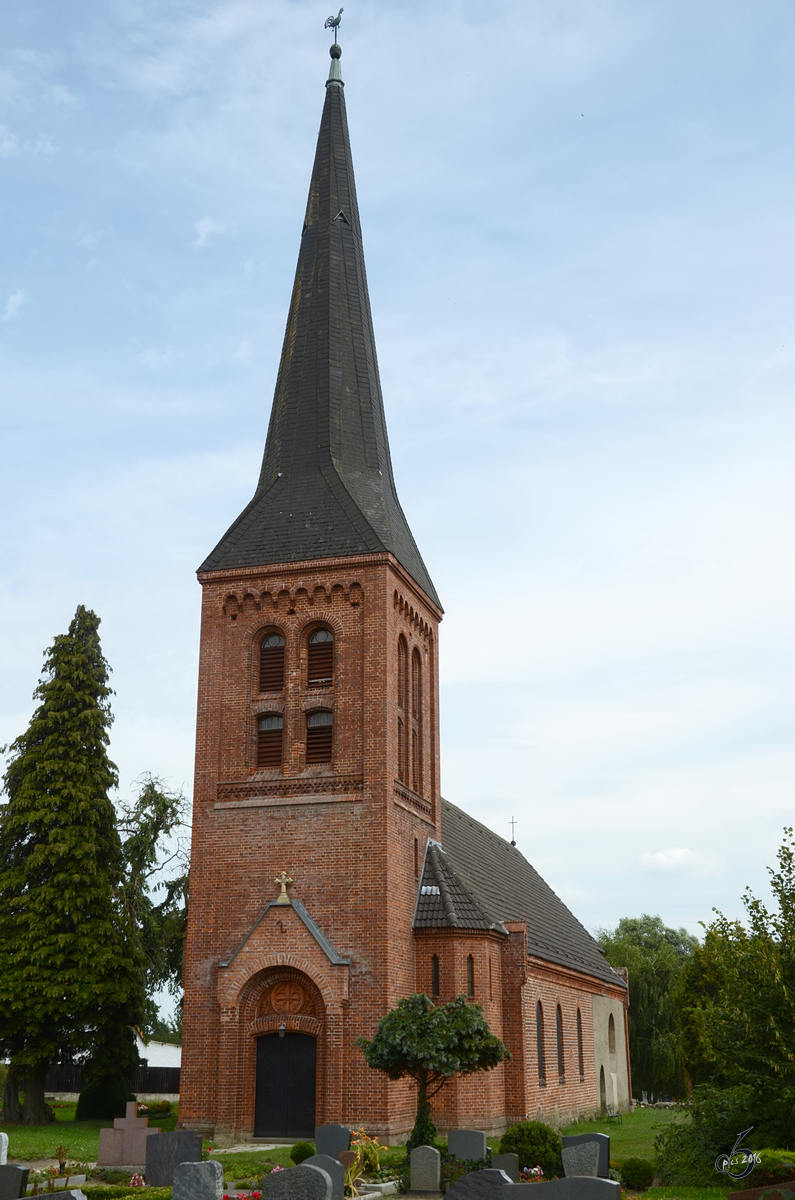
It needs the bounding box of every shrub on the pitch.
[84,1188,172,1200]
[499,1122,563,1179]
[76,1079,136,1120]
[290,1142,316,1165]
[620,1158,655,1191]
[138,1100,172,1116]
[655,1085,762,1187]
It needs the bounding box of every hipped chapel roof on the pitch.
[199,46,440,610]
[414,799,625,989]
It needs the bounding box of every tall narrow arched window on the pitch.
[257,714,283,768]
[414,837,419,878]
[307,628,333,686]
[411,647,423,794]
[259,632,285,692]
[608,1012,616,1056]
[431,954,440,998]
[306,710,332,763]
[536,1001,546,1084]
[397,637,408,782]
[556,1005,565,1082]
[467,955,475,997]
[489,957,493,1000]
[577,1008,584,1078]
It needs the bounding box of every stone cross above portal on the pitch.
[275,871,293,904]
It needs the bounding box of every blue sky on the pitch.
[2,0,794,948]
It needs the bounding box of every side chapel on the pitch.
[179,40,631,1143]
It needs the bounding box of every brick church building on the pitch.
[179,41,631,1144]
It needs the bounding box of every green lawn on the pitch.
[1,1104,178,1162]
[561,1107,687,1165]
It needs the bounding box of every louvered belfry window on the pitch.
[259,633,285,692]
[306,709,333,763]
[308,628,333,686]
[257,714,283,768]
[397,637,408,782]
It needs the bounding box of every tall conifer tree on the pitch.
[0,606,144,1123]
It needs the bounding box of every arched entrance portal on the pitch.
[255,1032,317,1138]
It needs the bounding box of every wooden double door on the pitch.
[254,1032,317,1138]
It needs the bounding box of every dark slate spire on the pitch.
[199,45,440,610]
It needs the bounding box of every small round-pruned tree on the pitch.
[0,606,144,1123]
[358,993,510,1149]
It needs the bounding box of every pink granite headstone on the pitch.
[97,1102,160,1167]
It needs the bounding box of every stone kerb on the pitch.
[409,1146,440,1192]
[0,1135,7,1167]
[504,1180,621,1200]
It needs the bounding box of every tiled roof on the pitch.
[414,800,625,989]
[199,51,440,611]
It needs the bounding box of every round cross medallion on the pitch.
[271,982,305,1013]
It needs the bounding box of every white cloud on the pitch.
[1,291,28,322]
[639,848,718,878]
[193,217,226,247]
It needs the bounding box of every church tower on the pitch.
[179,41,443,1142]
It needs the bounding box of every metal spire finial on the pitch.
[324,7,343,45]
[510,816,517,846]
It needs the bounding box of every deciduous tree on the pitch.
[358,993,509,1149]
[598,914,697,1101]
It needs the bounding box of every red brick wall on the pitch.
[180,552,443,1141]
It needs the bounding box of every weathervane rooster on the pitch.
[325,7,343,43]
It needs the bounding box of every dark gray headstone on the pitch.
[146,1130,203,1186]
[0,1134,7,1166]
[410,1146,441,1191]
[492,1156,519,1184]
[304,1155,344,1200]
[173,1160,223,1200]
[261,1164,333,1200]
[447,1169,512,1200]
[561,1136,610,1180]
[38,1192,86,1200]
[503,1178,621,1200]
[0,1167,29,1200]
[314,1126,352,1161]
[561,1145,599,1180]
[448,1130,488,1162]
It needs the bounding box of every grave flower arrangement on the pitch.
[351,1128,387,1177]
[129,1174,146,1187]
[518,1167,544,1183]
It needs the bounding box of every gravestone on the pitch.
[503,1178,621,1200]
[36,1193,86,1200]
[304,1155,344,1200]
[0,1134,7,1166]
[145,1130,203,1186]
[561,1136,610,1180]
[728,1183,795,1200]
[491,1156,519,1184]
[97,1101,160,1167]
[315,1126,351,1161]
[410,1145,440,1192]
[448,1130,488,1162]
[562,1144,600,1179]
[338,1153,356,1173]
[0,1166,29,1200]
[446,1168,512,1200]
[260,1163,333,1200]
[173,1160,223,1200]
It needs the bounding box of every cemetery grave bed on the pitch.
[561,1108,685,1165]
